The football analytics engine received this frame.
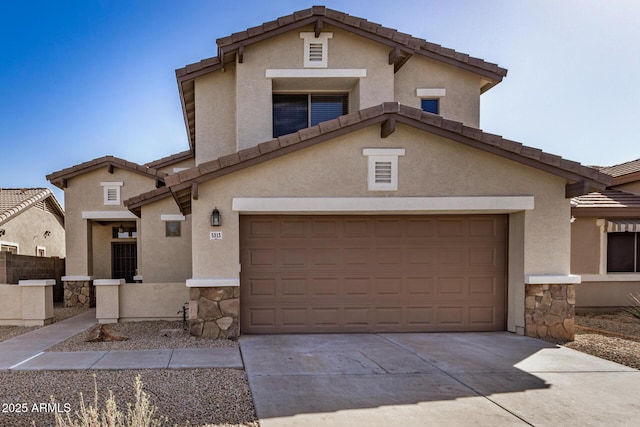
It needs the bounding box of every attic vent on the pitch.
[106,188,118,202]
[100,181,123,206]
[375,161,393,184]
[362,148,406,191]
[300,32,332,68]
[308,43,323,62]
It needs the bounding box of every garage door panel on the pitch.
[241,215,506,333]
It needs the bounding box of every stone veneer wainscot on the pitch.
[62,276,94,308]
[187,279,239,339]
[524,275,579,341]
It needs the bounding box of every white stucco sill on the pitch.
[19,280,55,287]
[186,278,239,288]
[580,274,640,282]
[525,274,581,285]
[232,196,534,213]
[62,276,94,281]
[94,279,125,286]
[82,211,137,220]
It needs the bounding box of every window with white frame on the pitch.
[36,246,46,257]
[362,148,406,191]
[417,88,446,115]
[300,32,333,68]
[1,243,18,254]
[101,182,123,205]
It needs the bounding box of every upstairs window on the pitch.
[417,88,445,115]
[607,232,640,272]
[273,93,348,138]
[421,99,439,114]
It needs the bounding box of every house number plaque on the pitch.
[210,231,223,240]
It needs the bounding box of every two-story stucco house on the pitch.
[48,6,610,341]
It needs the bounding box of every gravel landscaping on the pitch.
[0,369,258,427]
[564,311,640,369]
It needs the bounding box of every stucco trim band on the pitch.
[580,274,640,282]
[525,274,581,285]
[232,196,535,213]
[265,69,367,78]
[82,211,138,220]
[160,214,186,221]
[186,278,240,288]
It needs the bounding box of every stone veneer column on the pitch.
[187,279,239,339]
[62,276,95,308]
[525,283,577,341]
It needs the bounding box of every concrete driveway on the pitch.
[240,332,640,426]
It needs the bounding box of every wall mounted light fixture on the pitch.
[211,207,222,226]
[0,229,5,237]
[43,230,51,238]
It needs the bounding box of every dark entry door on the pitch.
[112,242,137,283]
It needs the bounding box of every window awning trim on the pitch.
[606,219,640,232]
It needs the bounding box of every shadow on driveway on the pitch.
[240,332,640,426]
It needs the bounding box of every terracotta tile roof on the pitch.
[0,188,64,226]
[47,156,168,190]
[599,158,640,177]
[571,189,640,217]
[144,150,193,169]
[124,186,172,217]
[175,6,509,150]
[126,103,609,216]
[177,6,507,83]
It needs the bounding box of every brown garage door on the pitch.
[240,215,506,334]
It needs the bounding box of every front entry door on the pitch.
[112,242,137,283]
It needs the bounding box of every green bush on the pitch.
[53,375,167,427]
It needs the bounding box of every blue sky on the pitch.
[2,0,639,205]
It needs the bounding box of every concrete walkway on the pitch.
[240,332,640,427]
[0,310,243,370]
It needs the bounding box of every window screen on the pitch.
[273,93,348,137]
[607,232,639,272]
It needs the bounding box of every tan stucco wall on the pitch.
[196,66,237,165]
[613,181,640,195]
[0,285,22,323]
[138,197,192,283]
[196,25,402,160]
[394,55,481,127]
[119,282,190,321]
[63,167,158,276]
[577,281,640,311]
[188,122,570,335]
[0,204,65,257]
[570,216,602,274]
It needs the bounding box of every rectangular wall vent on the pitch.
[375,161,393,183]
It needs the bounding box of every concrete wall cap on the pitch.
[62,276,94,281]
[525,274,581,285]
[94,279,125,286]
[18,279,56,287]
[186,278,239,288]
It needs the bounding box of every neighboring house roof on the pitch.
[144,150,194,169]
[0,188,64,226]
[47,156,168,190]
[571,189,640,217]
[598,158,640,186]
[176,6,509,150]
[126,103,610,216]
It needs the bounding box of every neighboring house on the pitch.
[571,158,640,311]
[0,188,65,257]
[48,6,610,341]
